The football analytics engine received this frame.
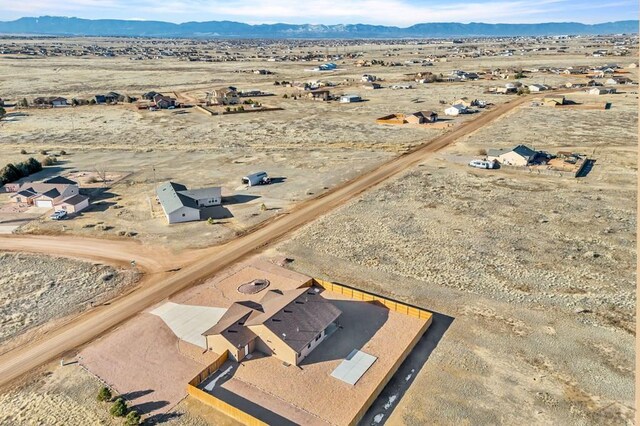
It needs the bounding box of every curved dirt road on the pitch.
[0,234,181,271]
[0,94,534,387]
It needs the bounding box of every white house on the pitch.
[527,84,548,92]
[444,104,468,116]
[156,181,222,224]
[10,176,89,213]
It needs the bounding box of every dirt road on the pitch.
[0,235,180,271]
[0,94,534,388]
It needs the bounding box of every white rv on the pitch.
[242,171,271,186]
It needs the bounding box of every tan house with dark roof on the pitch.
[10,176,89,212]
[203,286,341,365]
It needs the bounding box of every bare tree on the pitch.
[95,165,108,186]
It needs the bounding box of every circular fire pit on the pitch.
[237,278,270,294]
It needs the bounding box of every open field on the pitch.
[0,38,633,250]
[277,84,636,425]
[0,252,138,352]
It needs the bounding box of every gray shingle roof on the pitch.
[156,181,197,214]
[177,187,221,200]
[156,181,221,215]
[488,145,538,161]
[39,188,61,199]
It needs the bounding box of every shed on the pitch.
[340,94,361,103]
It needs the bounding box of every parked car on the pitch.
[50,210,68,220]
[469,159,496,169]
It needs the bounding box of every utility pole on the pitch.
[152,165,158,192]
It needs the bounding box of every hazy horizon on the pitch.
[1,0,637,27]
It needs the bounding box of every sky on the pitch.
[0,0,637,26]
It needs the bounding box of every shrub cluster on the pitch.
[0,157,42,185]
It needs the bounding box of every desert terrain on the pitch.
[277,91,636,424]
[0,34,636,425]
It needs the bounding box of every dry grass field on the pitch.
[0,252,137,352]
[277,84,636,424]
[0,35,636,425]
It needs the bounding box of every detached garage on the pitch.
[58,194,90,213]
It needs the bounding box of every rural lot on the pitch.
[0,33,636,426]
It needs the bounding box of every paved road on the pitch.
[0,95,533,388]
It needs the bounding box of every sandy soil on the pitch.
[0,252,137,348]
[0,36,635,425]
[78,313,207,416]
[203,290,426,426]
[0,359,241,426]
[276,88,636,424]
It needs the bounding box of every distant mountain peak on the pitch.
[0,16,637,38]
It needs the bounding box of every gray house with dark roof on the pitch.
[156,181,222,224]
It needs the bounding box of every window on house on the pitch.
[307,343,311,349]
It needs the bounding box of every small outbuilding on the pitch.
[340,94,362,103]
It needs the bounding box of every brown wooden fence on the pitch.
[186,384,268,426]
[187,278,433,425]
[188,350,229,387]
[312,278,433,321]
[348,317,431,426]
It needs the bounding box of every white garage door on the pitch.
[36,200,53,208]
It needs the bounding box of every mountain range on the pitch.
[0,17,637,38]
